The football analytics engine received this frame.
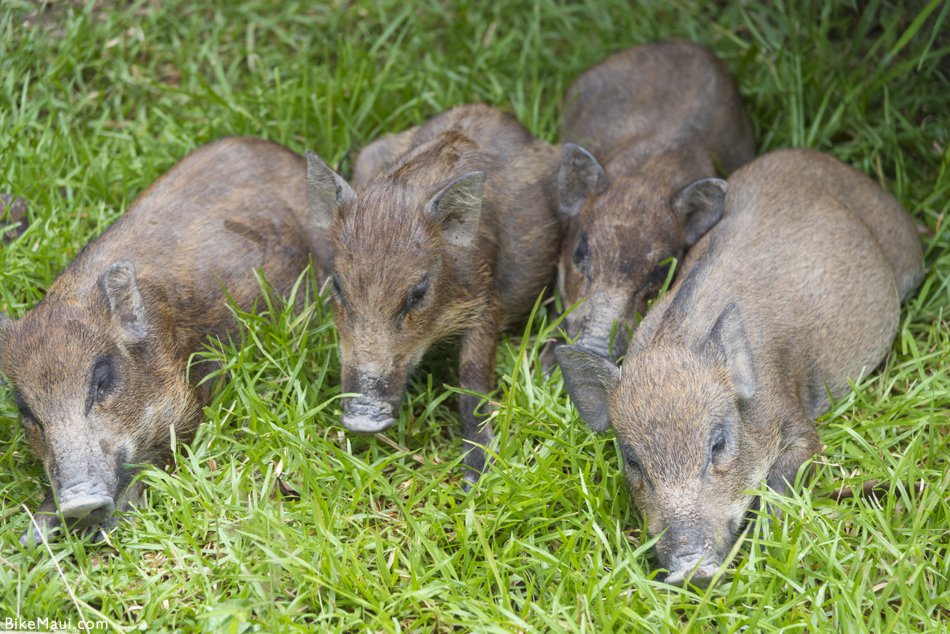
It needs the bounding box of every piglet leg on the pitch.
[458,309,500,486]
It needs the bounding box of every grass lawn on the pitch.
[1,0,948,631]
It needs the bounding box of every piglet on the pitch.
[558,148,924,584]
[306,104,562,483]
[554,39,755,361]
[0,136,328,543]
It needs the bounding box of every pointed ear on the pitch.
[425,171,484,248]
[558,143,608,218]
[100,260,147,344]
[703,303,755,401]
[555,344,621,432]
[672,178,727,246]
[305,150,355,229]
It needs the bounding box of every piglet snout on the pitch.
[342,396,395,433]
[58,494,115,527]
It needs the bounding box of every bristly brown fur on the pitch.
[328,103,563,479]
[554,39,756,360]
[0,136,328,533]
[563,147,924,579]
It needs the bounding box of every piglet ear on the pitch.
[100,260,147,344]
[672,178,727,246]
[558,143,608,218]
[703,303,755,401]
[426,171,485,248]
[306,150,355,229]
[555,344,621,432]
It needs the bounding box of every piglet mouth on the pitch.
[574,328,626,362]
[663,552,720,587]
[342,397,395,433]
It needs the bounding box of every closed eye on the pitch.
[87,356,116,414]
[620,442,646,483]
[13,391,39,428]
[643,257,674,291]
[711,428,726,455]
[397,275,429,320]
[708,425,733,470]
[331,273,346,307]
[572,233,590,276]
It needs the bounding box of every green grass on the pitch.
[1,0,948,631]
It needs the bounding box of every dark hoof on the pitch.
[85,525,112,545]
[538,340,560,377]
[461,469,480,493]
[20,515,60,548]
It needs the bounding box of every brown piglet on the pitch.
[306,103,562,483]
[0,136,328,543]
[557,148,924,585]
[553,39,755,362]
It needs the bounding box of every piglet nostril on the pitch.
[58,494,115,526]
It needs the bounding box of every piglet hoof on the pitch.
[538,339,560,378]
[460,461,483,493]
[19,512,61,548]
[460,471,478,493]
[460,444,494,492]
[84,523,114,545]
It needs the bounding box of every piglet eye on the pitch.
[620,443,644,481]
[647,259,673,289]
[710,427,726,458]
[14,391,39,428]
[331,274,345,305]
[636,258,675,295]
[572,233,590,273]
[400,276,430,318]
[92,357,115,402]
